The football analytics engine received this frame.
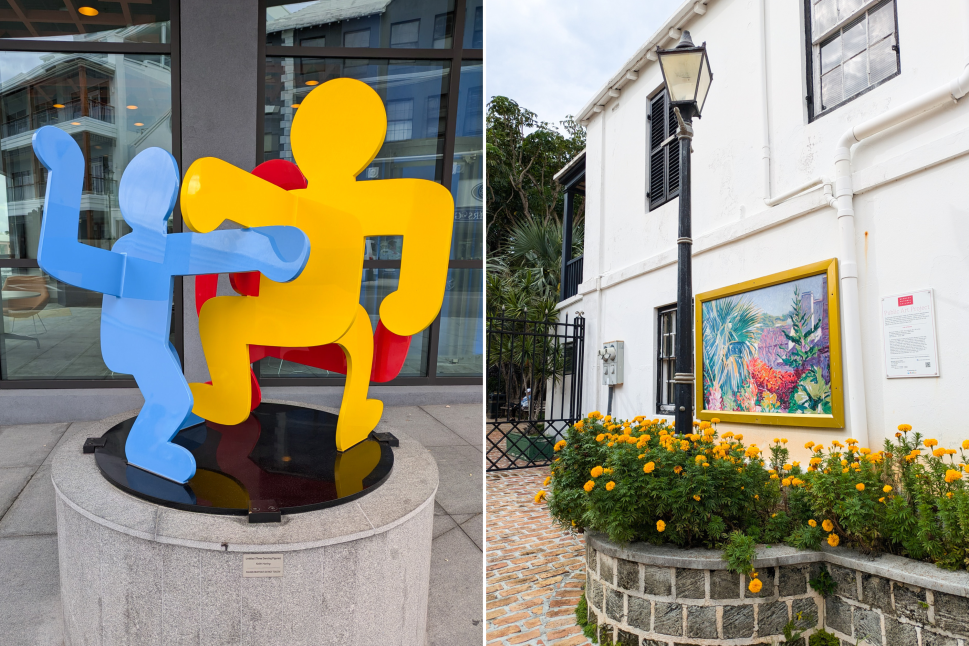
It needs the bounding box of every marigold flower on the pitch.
[656,520,666,532]
[898,424,912,432]
[770,474,779,480]
[674,465,683,474]
[783,463,793,471]
[702,463,710,468]
[735,434,743,441]
[808,519,817,527]
[945,469,963,483]
[590,466,603,478]
[607,442,614,447]
[782,478,791,486]
[711,417,720,424]
[534,490,546,503]
[554,440,567,452]
[596,434,605,443]
[693,495,701,501]
[934,448,947,458]
[827,533,840,547]
[643,462,656,474]
[859,448,871,455]
[755,495,759,500]
[822,519,834,532]
[856,483,865,491]
[963,440,969,450]
[584,480,595,492]
[604,415,612,423]
[947,492,954,499]
[748,578,763,593]
[896,432,903,438]
[925,439,939,448]
[544,476,551,486]
[574,420,584,430]
[805,441,815,449]
[606,481,616,491]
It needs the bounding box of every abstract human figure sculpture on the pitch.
[32,126,310,483]
[182,77,454,450]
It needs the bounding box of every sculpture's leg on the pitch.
[334,304,383,451]
[124,340,198,484]
[191,297,255,426]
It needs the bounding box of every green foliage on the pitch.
[781,287,822,371]
[723,532,756,575]
[808,629,840,646]
[790,367,832,415]
[808,566,837,598]
[783,611,815,643]
[574,590,598,643]
[701,297,762,396]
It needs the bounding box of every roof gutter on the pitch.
[576,0,712,125]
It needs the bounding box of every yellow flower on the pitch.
[898,424,912,432]
[544,476,551,486]
[607,442,614,447]
[822,519,834,532]
[770,474,779,480]
[773,438,780,444]
[808,519,817,527]
[934,448,947,458]
[735,434,743,441]
[693,495,701,501]
[674,466,683,474]
[783,463,793,471]
[604,468,613,475]
[596,434,605,443]
[702,463,710,468]
[782,478,792,486]
[643,462,656,474]
[882,485,892,493]
[591,466,604,478]
[584,480,595,492]
[606,481,616,491]
[925,439,939,448]
[748,578,763,593]
[711,417,720,424]
[879,497,886,503]
[805,441,815,449]
[856,483,865,491]
[574,420,584,430]
[656,520,666,532]
[554,440,567,452]
[945,469,963,484]
[754,495,759,500]
[827,533,840,547]
[604,415,612,423]
[963,440,969,450]
[534,490,546,503]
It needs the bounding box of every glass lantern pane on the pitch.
[820,35,842,75]
[658,50,704,103]
[695,56,712,113]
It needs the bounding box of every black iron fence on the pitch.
[563,255,583,300]
[487,313,585,471]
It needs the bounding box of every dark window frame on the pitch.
[656,304,676,415]
[647,88,679,211]
[257,0,483,387]
[0,1,181,390]
[804,0,901,122]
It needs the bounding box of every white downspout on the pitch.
[833,63,969,447]
[757,0,771,201]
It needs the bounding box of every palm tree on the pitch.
[702,296,762,400]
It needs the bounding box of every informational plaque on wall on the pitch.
[881,289,940,378]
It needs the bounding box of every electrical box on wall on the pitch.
[599,341,624,386]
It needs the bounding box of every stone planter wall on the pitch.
[585,532,969,646]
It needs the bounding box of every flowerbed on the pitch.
[540,412,969,579]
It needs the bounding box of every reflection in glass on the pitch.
[450,61,482,260]
[0,266,130,380]
[464,0,482,48]
[436,268,481,376]
[266,0,455,49]
[0,0,171,43]
[0,52,173,260]
[259,269,430,378]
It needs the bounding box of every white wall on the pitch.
[562,0,969,460]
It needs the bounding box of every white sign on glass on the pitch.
[880,289,939,378]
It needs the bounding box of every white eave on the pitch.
[553,149,586,184]
[576,0,713,125]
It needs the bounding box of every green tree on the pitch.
[782,287,822,370]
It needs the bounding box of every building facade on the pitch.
[557,0,969,451]
[0,0,483,423]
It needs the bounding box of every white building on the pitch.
[555,0,969,454]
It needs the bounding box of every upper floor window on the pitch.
[807,0,899,119]
[647,89,679,211]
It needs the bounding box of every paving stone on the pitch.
[893,584,929,624]
[828,565,859,600]
[853,607,882,645]
[0,466,55,537]
[606,587,624,622]
[0,535,62,646]
[0,467,33,520]
[686,605,716,639]
[861,574,891,613]
[618,558,640,592]
[643,565,672,596]
[653,601,683,636]
[922,630,959,646]
[627,595,651,631]
[722,604,755,639]
[0,423,68,468]
[778,565,808,597]
[883,615,917,646]
[758,600,789,636]
[934,591,969,636]
[826,595,853,636]
[711,569,740,599]
[676,569,705,600]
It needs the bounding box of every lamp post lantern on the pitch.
[655,31,713,433]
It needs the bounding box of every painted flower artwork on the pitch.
[702,273,831,415]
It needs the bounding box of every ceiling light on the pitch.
[134,122,144,126]
[126,105,137,110]
[53,103,64,108]
[70,121,81,125]
[291,103,300,108]
[78,6,98,17]
[305,80,319,86]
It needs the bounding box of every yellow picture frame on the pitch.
[694,258,844,428]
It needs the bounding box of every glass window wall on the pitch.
[0,0,171,44]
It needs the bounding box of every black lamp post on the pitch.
[656,31,713,433]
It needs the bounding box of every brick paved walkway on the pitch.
[486,468,591,646]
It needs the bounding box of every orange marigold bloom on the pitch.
[643,462,656,474]
[605,481,616,491]
[584,480,595,492]
[808,519,817,527]
[748,578,763,593]
[925,439,939,448]
[828,533,840,547]
[856,483,865,491]
[822,519,834,532]
[656,520,666,532]
[534,490,547,503]
[591,466,604,478]
[674,466,683,474]
[693,495,701,501]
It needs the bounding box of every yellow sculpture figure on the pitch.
[180,78,454,450]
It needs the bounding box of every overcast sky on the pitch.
[486,0,683,129]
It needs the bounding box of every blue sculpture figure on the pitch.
[32,126,311,484]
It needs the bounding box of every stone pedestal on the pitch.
[51,401,437,646]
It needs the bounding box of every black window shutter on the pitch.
[648,90,678,211]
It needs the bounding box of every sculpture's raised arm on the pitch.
[165,226,310,284]
[32,126,124,296]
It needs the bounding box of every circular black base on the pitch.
[94,402,394,516]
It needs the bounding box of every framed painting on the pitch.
[694,258,844,428]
